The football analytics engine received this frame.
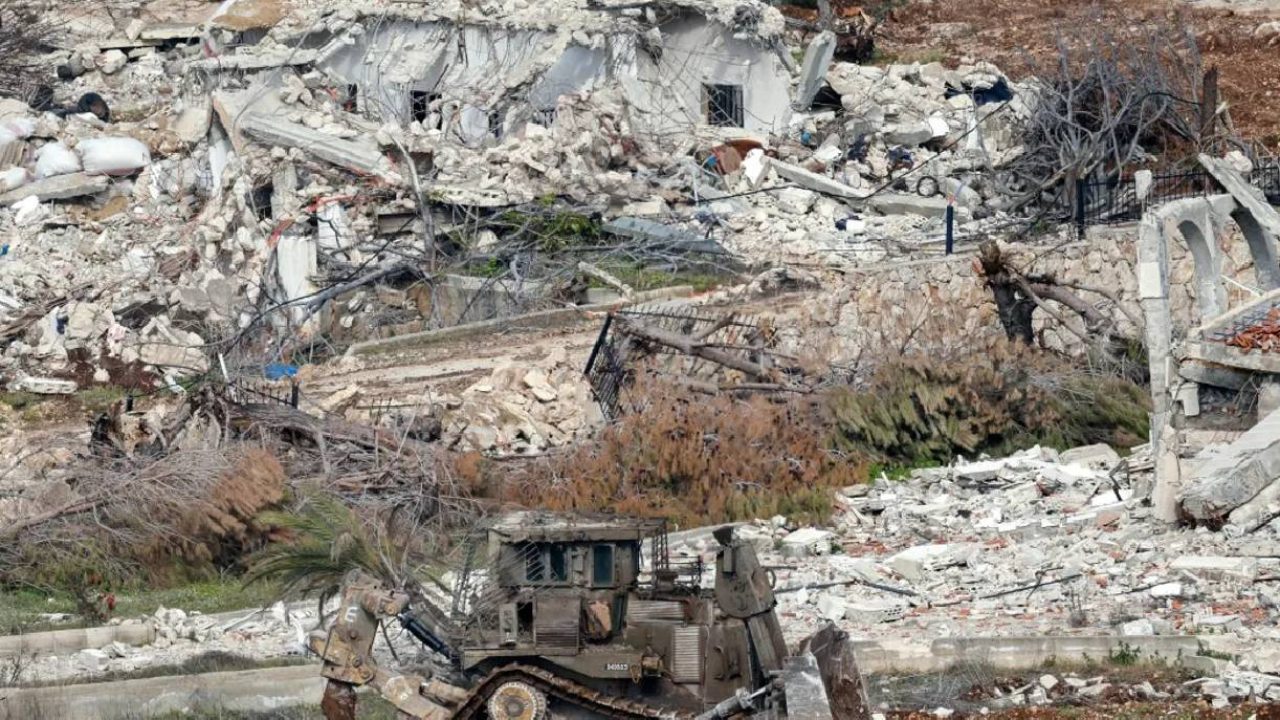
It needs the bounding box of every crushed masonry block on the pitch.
[0,172,110,205]
[815,592,846,621]
[847,599,907,624]
[76,648,110,672]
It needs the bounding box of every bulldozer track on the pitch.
[451,664,695,720]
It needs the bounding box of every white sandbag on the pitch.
[78,137,151,176]
[34,142,81,179]
[11,195,44,225]
[0,117,35,139]
[0,167,28,192]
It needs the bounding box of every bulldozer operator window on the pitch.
[593,544,614,586]
[548,545,568,582]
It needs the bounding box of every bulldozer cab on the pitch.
[450,512,687,672]
[485,511,656,592]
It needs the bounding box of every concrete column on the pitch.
[1138,214,1180,519]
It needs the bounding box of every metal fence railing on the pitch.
[1074,162,1280,237]
[584,305,768,420]
[228,377,300,408]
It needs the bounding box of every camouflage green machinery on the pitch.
[310,512,852,720]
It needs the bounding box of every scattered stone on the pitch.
[76,648,110,672]
[1059,444,1121,469]
[780,528,835,558]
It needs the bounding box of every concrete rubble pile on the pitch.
[0,0,1040,464]
[715,60,1029,265]
[654,443,1280,710]
[310,343,604,454]
[18,602,321,685]
[14,440,1280,714]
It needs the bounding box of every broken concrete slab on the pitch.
[1169,555,1258,581]
[870,194,950,219]
[602,217,729,256]
[13,376,76,394]
[1180,406,1280,520]
[794,31,837,111]
[887,543,976,583]
[0,172,110,205]
[1059,444,1121,469]
[240,112,399,182]
[768,158,864,201]
[1178,361,1257,391]
[780,528,835,557]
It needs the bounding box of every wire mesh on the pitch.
[584,303,770,420]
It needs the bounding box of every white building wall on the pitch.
[317,15,791,144]
[622,15,791,139]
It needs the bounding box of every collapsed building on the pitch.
[0,0,1031,458]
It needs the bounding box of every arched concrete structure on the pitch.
[1175,218,1228,319]
[1230,207,1280,291]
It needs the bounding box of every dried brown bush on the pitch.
[827,340,1150,467]
[0,447,291,590]
[144,449,288,567]
[490,379,866,528]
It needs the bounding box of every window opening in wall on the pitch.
[248,183,274,221]
[412,91,442,127]
[525,545,546,582]
[704,84,744,127]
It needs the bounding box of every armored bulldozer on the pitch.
[311,512,860,720]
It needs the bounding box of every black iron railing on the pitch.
[1074,163,1280,237]
[584,305,767,420]
[228,377,299,408]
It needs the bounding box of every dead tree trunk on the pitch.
[976,240,1140,354]
[978,242,1036,344]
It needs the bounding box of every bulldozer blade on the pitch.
[798,624,871,720]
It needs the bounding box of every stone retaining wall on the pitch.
[782,225,1264,364]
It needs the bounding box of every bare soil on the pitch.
[874,0,1280,146]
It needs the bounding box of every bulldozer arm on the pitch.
[310,574,462,720]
